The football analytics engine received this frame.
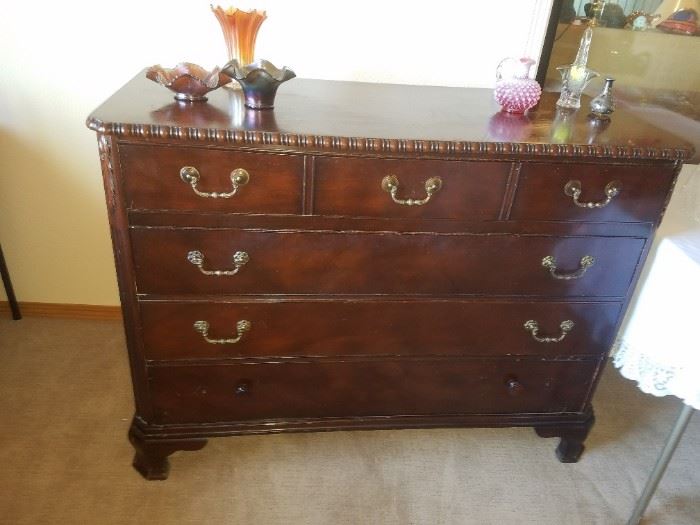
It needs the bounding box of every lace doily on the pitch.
[613,340,699,409]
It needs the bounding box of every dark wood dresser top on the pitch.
[87,72,694,161]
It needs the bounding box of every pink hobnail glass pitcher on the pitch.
[494,57,542,114]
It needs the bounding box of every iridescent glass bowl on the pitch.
[146,63,232,102]
[222,59,296,109]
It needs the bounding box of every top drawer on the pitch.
[510,162,675,223]
[119,144,304,213]
[313,157,510,220]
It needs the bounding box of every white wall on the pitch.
[0,0,552,305]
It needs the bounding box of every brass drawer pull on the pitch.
[381,175,442,206]
[564,179,621,209]
[180,166,250,198]
[542,255,595,280]
[187,250,249,276]
[523,320,574,343]
[193,320,251,344]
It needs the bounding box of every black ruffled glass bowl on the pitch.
[222,59,296,109]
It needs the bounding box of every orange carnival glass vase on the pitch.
[211,5,267,67]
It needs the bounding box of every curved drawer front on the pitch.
[148,359,598,424]
[511,162,675,223]
[140,300,622,360]
[132,228,645,297]
[313,157,510,219]
[120,144,303,213]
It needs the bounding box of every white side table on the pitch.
[613,167,700,525]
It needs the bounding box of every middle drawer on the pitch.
[139,300,622,360]
[131,228,645,297]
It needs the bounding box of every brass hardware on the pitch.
[564,179,621,208]
[234,381,251,395]
[381,175,442,206]
[179,166,250,198]
[187,250,249,276]
[542,255,595,280]
[193,320,251,344]
[506,378,524,396]
[523,320,574,343]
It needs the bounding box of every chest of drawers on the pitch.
[88,74,692,480]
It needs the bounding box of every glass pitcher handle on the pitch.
[495,58,516,82]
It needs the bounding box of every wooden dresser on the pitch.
[87,73,692,480]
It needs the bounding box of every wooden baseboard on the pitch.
[0,302,122,320]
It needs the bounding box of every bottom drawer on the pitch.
[147,359,599,424]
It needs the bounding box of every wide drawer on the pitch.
[119,144,303,213]
[140,300,622,360]
[313,157,510,219]
[147,359,598,424]
[131,228,645,297]
[510,162,675,223]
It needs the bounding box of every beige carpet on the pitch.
[0,318,698,525]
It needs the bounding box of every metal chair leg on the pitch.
[627,403,695,525]
[0,243,21,320]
